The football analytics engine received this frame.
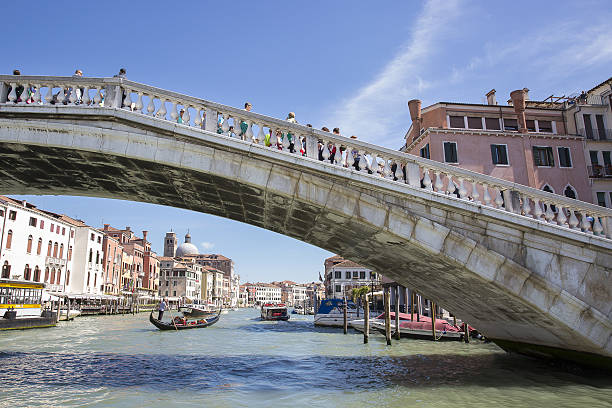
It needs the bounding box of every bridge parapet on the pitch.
[1,75,611,241]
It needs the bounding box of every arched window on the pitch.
[50,268,56,285]
[87,272,91,286]
[26,235,33,253]
[44,267,49,283]
[6,230,13,249]
[68,246,72,261]
[89,249,93,263]
[53,242,58,258]
[94,273,97,287]
[47,241,52,256]
[2,261,11,278]
[66,270,70,286]
[564,185,577,199]
[96,251,100,264]
[56,270,61,285]
[59,244,64,259]
[34,266,41,282]
[37,238,42,255]
[24,264,31,280]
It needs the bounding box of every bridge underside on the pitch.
[0,111,610,368]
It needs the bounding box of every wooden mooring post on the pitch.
[66,297,71,322]
[394,286,401,340]
[343,297,348,335]
[364,293,369,344]
[384,287,391,345]
[431,301,436,341]
[464,320,469,343]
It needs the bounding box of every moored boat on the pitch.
[0,279,57,330]
[369,312,464,340]
[179,302,218,318]
[59,308,82,321]
[260,303,289,321]
[314,298,363,327]
[149,309,221,331]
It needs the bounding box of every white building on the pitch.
[254,283,282,304]
[326,260,379,299]
[159,257,202,301]
[292,285,307,306]
[0,196,75,294]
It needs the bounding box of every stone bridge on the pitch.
[1,75,611,368]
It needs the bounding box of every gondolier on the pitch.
[158,298,168,321]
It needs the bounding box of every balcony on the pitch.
[579,128,612,141]
[588,165,612,178]
[46,257,66,267]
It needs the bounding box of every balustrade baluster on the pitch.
[221,114,230,135]
[68,83,78,105]
[245,120,253,142]
[568,210,579,229]
[370,153,379,174]
[147,96,156,115]
[471,181,480,203]
[156,100,167,119]
[194,108,202,128]
[334,143,342,163]
[494,189,504,209]
[580,213,592,233]
[18,83,29,104]
[434,171,443,192]
[345,148,354,168]
[592,216,604,236]
[93,88,102,106]
[81,86,90,106]
[122,88,132,109]
[322,142,330,160]
[482,184,491,206]
[32,85,42,104]
[533,199,543,220]
[458,178,467,199]
[256,124,265,145]
[521,195,531,217]
[134,92,144,113]
[7,83,17,103]
[358,151,368,172]
[446,175,456,195]
[557,206,568,226]
[422,168,432,190]
[544,203,555,223]
[170,102,179,121]
[383,159,392,179]
[393,161,403,181]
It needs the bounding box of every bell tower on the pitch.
[164,231,177,257]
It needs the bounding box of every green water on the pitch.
[0,309,610,407]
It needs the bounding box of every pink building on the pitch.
[403,88,591,202]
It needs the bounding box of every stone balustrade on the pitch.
[1,75,611,240]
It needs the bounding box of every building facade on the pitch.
[324,255,379,299]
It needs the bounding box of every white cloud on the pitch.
[326,0,462,147]
[200,241,214,250]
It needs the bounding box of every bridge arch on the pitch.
[0,76,611,367]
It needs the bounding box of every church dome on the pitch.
[176,232,199,257]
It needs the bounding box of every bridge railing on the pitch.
[1,75,611,240]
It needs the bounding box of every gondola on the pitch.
[149,310,221,331]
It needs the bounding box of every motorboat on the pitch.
[260,303,289,321]
[314,298,364,327]
[292,305,303,314]
[179,302,218,318]
[0,279,57,330]
[59,308,82,321]
[369,312,464,340]
[149,309,221,331]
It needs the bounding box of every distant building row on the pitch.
[240,281,324,307]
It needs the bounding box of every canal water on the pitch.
[1,309,611,407]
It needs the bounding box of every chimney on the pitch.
[407,99,422,141]
[486,89,497,105]
[142,230,148,241]
[523,88,529,101]
[510,89,528,133]
[103,224,110,230]
[126,226,131,231]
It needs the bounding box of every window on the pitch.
[24,264,31,281]
[564,186,576,199]
[583,114,594,139]
[0,209,3,217]
[57,270,61,285]
[595,115,606,140]
[597,192,606,207]
[335,285,341,293]
[91,233,95,241]
[29,217,37,227]
[420,143,430,159]
[603,151,611,166]
[2,261,10,279]
[47,241,52,256]
[526,120,536,132]
[34,266,40,282]
[26,235,33,253]
[96,251,100,264]
[89,249,93,263]
[71,230,74,238]
[40,220,44,229]
[97,236,101,243]
[490,144,509,165]
[6,230,12,249]
[533,146,554,167]
[65,270,70,286]
[443,142,458,163]
[558,147,572,168]
[8,210,16,220]
[503,118,518,131]
[68,246,72,261]
[334,271,341,279]
[449,116,465,128]
[87,272,90,286]
[589,151,599,165]
[467,117,482,129]
[37,238,42,255]
[485,117,501,130]
[50,268,56,285]
[53,242,58,258]
[59,244,64,259]
[50,224,54,232]
[539,120,553,133]
[345,271,351,279]
[62,227,65,235]
[370,272,376,279]
[360,271,365,279]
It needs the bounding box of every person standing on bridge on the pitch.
[286,112,298,153]
[239,102,252,140]
[158,298,168,321]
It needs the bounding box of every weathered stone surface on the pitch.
[0,112,611,363]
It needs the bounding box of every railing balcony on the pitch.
[1,75,611,240]
[46,257,66,267]
[588,165,612,178]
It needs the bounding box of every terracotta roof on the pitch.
[332,260,367,269]
[325,255,344,262]
[157,256,175,261]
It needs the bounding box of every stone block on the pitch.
[295,173,332,208]
[266,166,300,198]
[486,221,524,244]
[386,208,416,241]
[155,138,185,167]
[519,274,560,313]
[356,192,387,228]
[210,150,242,181]
[323,184,359,219]
[548,290,588,331]
[560,241,597,263]
[577,308,612,350]
[237,157,272,188]
[465,243,505,282]
[411,218,450,254]
[124,132,157,161]
[493,259,530,296]
[524,247,554,278]
[442,230,476,265]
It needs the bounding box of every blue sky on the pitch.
[4,0,611,283]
